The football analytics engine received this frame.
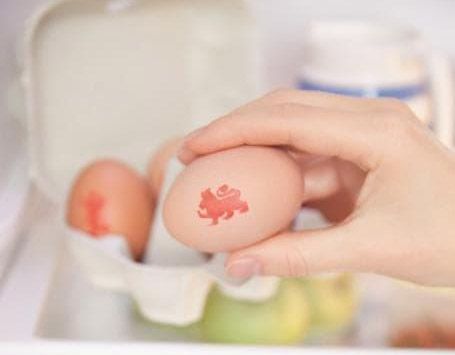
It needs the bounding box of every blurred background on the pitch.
[252,0,455,87]
[0,0,454,353]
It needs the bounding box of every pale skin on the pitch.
[178,90,455,287]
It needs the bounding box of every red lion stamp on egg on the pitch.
[198,184,249,225]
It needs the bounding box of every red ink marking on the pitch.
[197,184,249,225]
[84,191,110,236]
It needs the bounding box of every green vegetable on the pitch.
[199,278,310,345]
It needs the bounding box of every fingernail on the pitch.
[177,145,197,164]
[226,257,262,279]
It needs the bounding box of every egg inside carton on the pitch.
[24,0,280,325]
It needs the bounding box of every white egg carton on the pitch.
[0,108,29,280]
[0,142,29,279]
[21,0,283,326]
[68,159,281,325]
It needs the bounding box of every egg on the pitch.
[147,137,182,197]
[67,159,154,261]
[163,146,304,252]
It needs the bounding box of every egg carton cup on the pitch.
[67,159,280,326]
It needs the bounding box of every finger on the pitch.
[336,158,367,194]
[302,158,365,222]
[300,157,341,203]
[232,89,396,115]
[306,190,356,223]
[297,156,365,200]
[180,104,382,170]
[225,223,363,278]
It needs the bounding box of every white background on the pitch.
[247,0,455,87]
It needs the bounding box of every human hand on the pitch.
[293,155,365,223]
[178,90,455,286]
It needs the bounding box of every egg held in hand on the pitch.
[163,146,304,253]
[67,159,155,261]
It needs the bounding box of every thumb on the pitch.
[225,223,363,278]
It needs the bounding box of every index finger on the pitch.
[232,89,398,115]
[179,103,383,170]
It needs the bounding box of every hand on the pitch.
[178,90,455,286]
[293,155,365,223]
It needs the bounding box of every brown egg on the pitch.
[163,146,304,253]
[147,137,182,197]
[67,159,154,261]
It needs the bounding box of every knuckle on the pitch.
[380,98,414,115]
[371,109,414,142]
[272,102,302,118]
[378,97,404,110]
[284,242,309,277]
[365,108,421,165]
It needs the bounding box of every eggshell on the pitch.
[163,146,304,252]
[147,137,182,197]
[67,159,154,261]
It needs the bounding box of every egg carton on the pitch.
[67,158,280,325]
[0,151,29,279]
[21,0,281,326]
[0,115,29,279]
[0,47,29,279]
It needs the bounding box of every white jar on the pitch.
[297,20,454,139]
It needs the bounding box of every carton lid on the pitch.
[24,0,261,201]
